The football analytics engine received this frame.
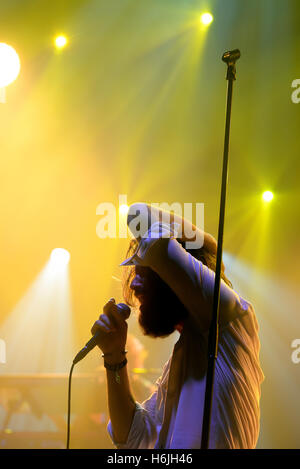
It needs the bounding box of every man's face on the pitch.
[130,265,187,338]
[130,266,148,304]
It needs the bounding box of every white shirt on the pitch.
[108,222,264,449]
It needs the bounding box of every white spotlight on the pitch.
[119,204,129,216]
[0,43,21,88]
[200,13,214,26]
[262,191,274,203]
[50,248,70,267]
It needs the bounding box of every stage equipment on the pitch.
[201,49,241,449]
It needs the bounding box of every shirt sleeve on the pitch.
[124,221,244,332]
[107,400,158,449]
[107,358,170,449]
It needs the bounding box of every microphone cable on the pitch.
[65,302,130,448]
[66,362,75,449]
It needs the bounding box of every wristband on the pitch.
[103,358,128,384]
[101,350,127,358]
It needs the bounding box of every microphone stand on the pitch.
[200,49,241,449]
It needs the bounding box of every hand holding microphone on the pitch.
[73,299,131,364]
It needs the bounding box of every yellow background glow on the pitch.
[0,0,299,449]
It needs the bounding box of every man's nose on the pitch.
[130,274,143,289]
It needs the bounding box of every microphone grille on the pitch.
[117,302,131,319]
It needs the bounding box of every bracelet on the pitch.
[103,358,128,384]
[101,350,127,358]
[103,357,128,371]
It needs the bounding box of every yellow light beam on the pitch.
[0,253,74,373]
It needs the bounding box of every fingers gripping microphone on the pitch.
[73,303,131,364]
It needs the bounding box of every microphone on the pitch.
[73,303,131,364]
[222,49,241,64]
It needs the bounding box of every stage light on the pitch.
[262,190,274,202]
[200,13,214,26]
[0,43,21,88]
[0,252,74,373]
[119,204,129,216]
[50,248,70,267]
[54,35,68,49]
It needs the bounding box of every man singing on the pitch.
[91,203,264,449]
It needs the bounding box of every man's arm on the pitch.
[91,300,136,443]
[92,299,159,447]
[147,238,239,331]
[126,203,239,332]
[127,202,218,254]
[105,353,136,444]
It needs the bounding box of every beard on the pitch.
[134,268,188,338]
